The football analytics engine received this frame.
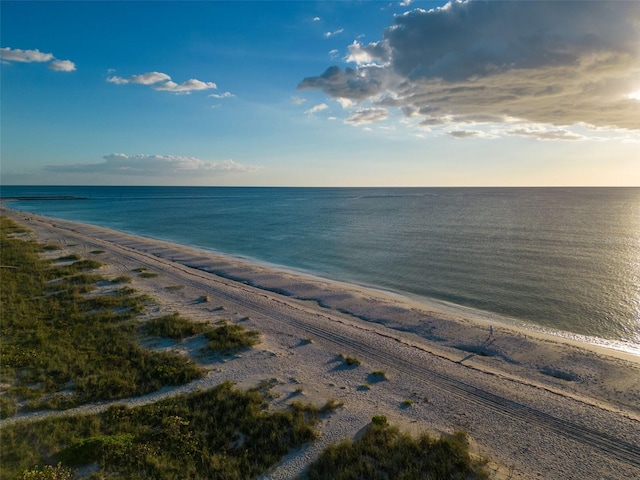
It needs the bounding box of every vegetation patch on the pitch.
[0,218,202,416]
[204,321,260,354]
[2,381,325,480]
[339,353,362,367]
[143,313,209,340]
[138,272,159,278]
[306,418,490,480]
[57,253,82,261]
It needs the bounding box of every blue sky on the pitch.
[2,0,639,186]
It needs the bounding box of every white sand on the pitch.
[2,207,639,479]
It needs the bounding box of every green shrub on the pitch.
[144,313,207,339]
[306,421,489,480]
[204,322,260,353]
[19,463,74,480]
[58,434,134,465]
[0,218,202,415]
[3,381,325,479]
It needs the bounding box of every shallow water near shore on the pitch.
[3,186,639,353]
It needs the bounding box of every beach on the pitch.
[2,206,639,479]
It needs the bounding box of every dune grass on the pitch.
[2,381,329,480]
[305,416,490,480]
[0,217,202,416]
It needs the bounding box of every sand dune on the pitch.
[2,207,639,479]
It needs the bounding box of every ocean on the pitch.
[3,186,639,353]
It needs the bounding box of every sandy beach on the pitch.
[2,206,639,479]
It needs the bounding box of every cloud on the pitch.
[305,103,329,115]
[107,71,216,94]
[345,41,390,66]
[48,59,76,72]
[324,28,344,39]
[313,17,321,22]
[208,92,235,99]
[299,65,386,100]
[106,71,171,85]
[291,96,307,105]
[344,108,389,126]
[1,47,53,63]
[154,79,217,93]
[336,98,355,109]
[1,46,75,72]
[299,1,640,132]
[44,154,256,176]
[506,127,585,141]
[448,130,483,138]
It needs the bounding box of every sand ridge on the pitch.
[2,207,639,479]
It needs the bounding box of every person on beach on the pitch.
[489,325,494,339]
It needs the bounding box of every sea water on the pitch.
[3,186,639,352]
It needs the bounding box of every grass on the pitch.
[143,313,209,339]
[143,314,260,355]
[371,370,387,379]
[1,381,327,480]
[204,321,260,354]
[0,217,203,415]
[57,253,82,261]
[339,353,362,367]
[138,272,159,278]
[306,417,490,480]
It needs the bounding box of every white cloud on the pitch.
[291,96,307,105]
[313,17,321,22]
[324,28,344,39]
[1,47,53,63]
[49,59,76,72]
[1,46,75,72]
[208,92,235,99]
[107,71,217,94]
[344,107,389,126]
[107,71,171,85]
[345,41,390,66]
[45,154,256,176]
[336,98,354,109]
[154,78,217,93]
[305,103,329,115]
[300,1,640,132]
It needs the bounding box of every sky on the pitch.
[1,0,639,187]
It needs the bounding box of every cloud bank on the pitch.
[107,71,217,94]
[45,154,256,177]
[1,46,76,71]
[299,1,640,132]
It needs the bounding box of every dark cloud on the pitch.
[299,1,640,132]
[298,65,383,100]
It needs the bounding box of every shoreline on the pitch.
[5,201,639,360]
[2,206,639,479]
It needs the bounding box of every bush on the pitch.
[306,421,490,480]
[144,313,207,339]
[204,322,260,353]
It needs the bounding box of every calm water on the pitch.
[3,186,639,351]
